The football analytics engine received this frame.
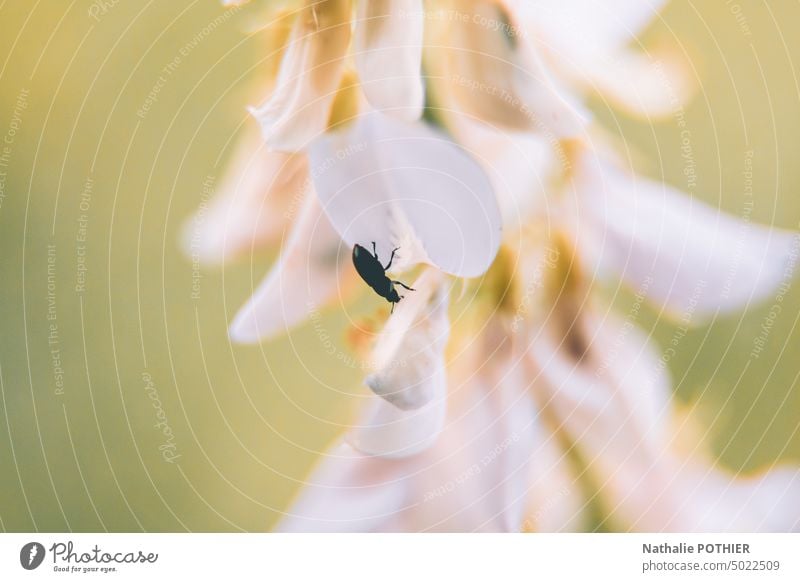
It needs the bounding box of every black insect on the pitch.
[352,242,415,313]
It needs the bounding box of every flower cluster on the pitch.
[187,0,800,531]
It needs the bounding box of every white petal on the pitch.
[249,0,351,151]
[511,0,691,117]
[523,425,587,532]
[426,0,587,137]
[309,110,502,278]
[579,48,693,118]
[354,0,424,121]
[444,117,556,228]
[512,0,667,57]
[275,442,410,532]
[414,363,547,532]
[664,461,800,532]
[479,356,560,532]
[531,314,680,530]
[277,340,545,531]
[571,153,800,318]
[531,312,800,532]
[365,270,450,409]
[229,190,353,342]
[532,312,670,458]
[348,390,446,459]
[182,131,307,264]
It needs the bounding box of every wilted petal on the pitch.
[570,153,800,319]
[426,0,587,137]
[354,0,424,121]
[309,110,502,278]
[248,0,351,151]
[277,343,545,531]
[531,311,800,532]
[365,269,450,409]
[229,190,354,342]
[182,131,308,264]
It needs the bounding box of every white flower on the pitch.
[277,320,585,532]
[511,0,694,117]
[227,110,503,342]
[186,0,800,532]
[565,149,800,318]
[182,128,308,265]
[528,237,800,531]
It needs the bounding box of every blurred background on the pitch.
[0,0,798,531]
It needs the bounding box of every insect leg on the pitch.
[383,247,400,271]
[393,280,415,291]
[371,241,378,258]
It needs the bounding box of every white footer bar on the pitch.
[1,533,798,581]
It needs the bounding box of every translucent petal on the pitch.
[531,312,800,532]
[444,117,557,229]
[277,344,545,531]
[571,153,800,318]
[182,130,307,264]
[275,442,409,532]
[229,190,354,342]
[309,110,502,278]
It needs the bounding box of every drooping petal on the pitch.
[530,310,800,532]
[248,0,352,151]
[425,0,587,137]
[569,152,800,319]
[182,130,308,264]
[309,110,502,278]
[277,339,546,532]
[365,269,450,410]
[229,190,355,343]
[354,0,424,121]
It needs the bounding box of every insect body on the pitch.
[352,242,415,313]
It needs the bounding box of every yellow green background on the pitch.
[0,0,798,531]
